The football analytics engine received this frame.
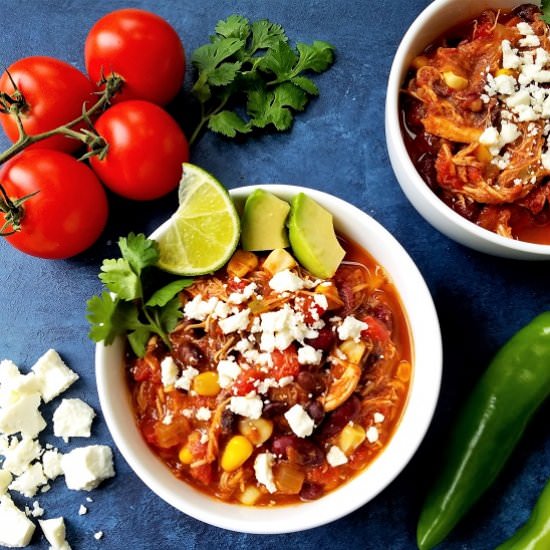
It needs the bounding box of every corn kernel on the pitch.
[227,249,259,278]
[239,485,262,505]
[496,68,514,77]
[411,55,429,70]
[476,144,493,163]
[238,418,274,446]
[338,423,366,455]
[178,445,194,465]
[221,435,254,472]
[262,248,297,274]
[192,371,221,396]
[442,71,468,90]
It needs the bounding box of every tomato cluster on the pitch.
[0,9,189,259]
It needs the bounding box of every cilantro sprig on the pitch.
[86,233,193,357]
[543,0,550,24]
[189,15,335,144]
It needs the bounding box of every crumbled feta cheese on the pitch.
[53,398,96,443]
[228,282,257,304]
[31,349,79,403]
[366,426,379,443]
[228,395,263,419]
[0,469,12,496]
[199,431,209,444]
[479,126,500,146]
[284,404,314,438]
[269,270,305,293]
[195,407,212,421]
[501,40,521,69]
[9,462,47,497]
[30,501,43,518]
[183,295,219,321]
[94,531,104,540]
[160,356,179,389]
[505,89,531,108]
[278,376,294,387]
[297,345,323,365]
[500,121,520,145]
[218,309,250,334]
[493,74,516,95]
[42,449,63,480]
[2,436,42,476]
[217,358,241,389]
[517,21,535,35]
[373,412,385,423]
[0,392,46,439]
[337,316,368,342]
[78,504,88,515]
[254,452,277,493]
[61,445,115,491]
[162,412,173,425]
[326,445,348,467]
[39,517,69,549]
[0,495,36,548]
[256,377,278,395]
[174,366,199,391]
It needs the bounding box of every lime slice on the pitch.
[156,163,240,275]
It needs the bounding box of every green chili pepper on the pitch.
[496,478,550,550]
[417,312,550,550]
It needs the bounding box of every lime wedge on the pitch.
[156,163,240,275]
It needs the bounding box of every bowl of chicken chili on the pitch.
[96,184,441,533]
[387,0,550,258]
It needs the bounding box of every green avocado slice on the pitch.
[288,192,345,278]
[241,189,291,251]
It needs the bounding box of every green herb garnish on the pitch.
[86,233,193,357]
[188,15,335,144]
[543,0,550,24]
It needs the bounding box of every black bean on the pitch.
[306,401,325,425]
[262,401,288,419]
[220,409,235,435]
[271,435,298,456]
[293,440,324,467]
[300,482,323,501]
[512,4,540,22]
[318,394,361,439]
[173,342,203,368]
[296,371,317,393]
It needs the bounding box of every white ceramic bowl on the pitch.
[95,184,442,533]
[386,0,550,259]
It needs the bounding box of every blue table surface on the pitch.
[1,0,549,548]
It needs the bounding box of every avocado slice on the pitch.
[288,193,345,278]
[241,189,291,251]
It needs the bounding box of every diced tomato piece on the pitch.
[190,463,214,486]
[271,345,300,380]
[154,416,190,449]
[227,277,248,292]
[296,295,327,324]
[140,418,158,445]
[232,368,265,396]
[361,315,391,343]
[132,356,161,382]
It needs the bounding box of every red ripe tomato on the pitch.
[0,150,108,259]
[0,57,96,153]
[89,100,189,200]
[85,8,185,105]
[271,345,300,380]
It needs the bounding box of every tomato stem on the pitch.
[0,73,123,235]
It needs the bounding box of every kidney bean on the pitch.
[271,435,299,456]
[306,401,325,425]
[319,394,361,439]
[296,371,317,393]
[305,326,335,351]
[173,341,203,368]
[512,3,540,22]
[300,482,324,501]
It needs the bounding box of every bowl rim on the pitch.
[95,183,442,533]
[385,0,550,259]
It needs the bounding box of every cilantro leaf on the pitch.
[208,61,242,87]
[159,297,183,334]
[257,41,298,81]
[191,38,246,74]
[119,233,159,276]
[99,259,141,300]
[295,41,335,73]
[543,0,550,24]
[249,20,287,52]
[215,15,250,41]
[146,279,194,307]
[86,293,142,345]
[291,76,319,96]
[127,327,153,358]
[209,110,252,137]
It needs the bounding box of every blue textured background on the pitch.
[0,0,549,548]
